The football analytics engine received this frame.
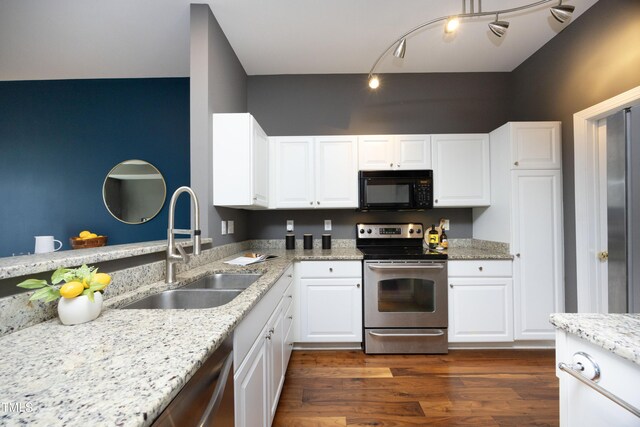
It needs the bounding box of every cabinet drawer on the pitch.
[448,260,512,277]
[297,260,361,278]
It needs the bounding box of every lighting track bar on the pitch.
[367,0,574,88]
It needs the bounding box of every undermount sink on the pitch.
[122,289,242,310]
[181,273,262,290]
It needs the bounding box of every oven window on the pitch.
[377,278,435,312]
[366,184,410,205]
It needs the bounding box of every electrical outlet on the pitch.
[221,220,227,235]
[286,220,294,232]
[228,220,234,234]
[442,219,450,231]
[324,219,332,231]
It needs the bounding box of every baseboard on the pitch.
[293,342,363,351]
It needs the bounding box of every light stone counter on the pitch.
[446,239,513,260]
[550,313,640,366]
[0,239,212,280]
[0,247,362,427]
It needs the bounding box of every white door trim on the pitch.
[574,85,640,312]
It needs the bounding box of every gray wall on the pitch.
[248,209,472,240]
[248,73,510,136]
[247,72,511,240]
[190,4,249,245]
[511,0,640,312]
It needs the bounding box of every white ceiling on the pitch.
[0,0,598,81]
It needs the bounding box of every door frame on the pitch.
[574,85,640,312]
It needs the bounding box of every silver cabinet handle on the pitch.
[368,263,445,270]
[369,330,444,337]
[558,361,640,418]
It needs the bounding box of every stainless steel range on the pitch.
[357,223,448,354]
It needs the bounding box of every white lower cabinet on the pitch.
[448,260,514,343]
[296,261,362,343]
[234,266,294,427]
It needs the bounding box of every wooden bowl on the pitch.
[70,236,108,249]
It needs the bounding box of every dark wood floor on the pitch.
[273,349,559,427]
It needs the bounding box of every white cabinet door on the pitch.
[448,277,514,342]
[315,136,358,208]
[272,137,315,208]
[512,169,564,340]
[213,113,269,209]
[432,134,490,207]
[253,123,269,207]
[234,331,268,427]
[395,135,431,170]
[267,302,285,421]
[511,122,561,170]
[299,278,362,342]
[358,135,394,170]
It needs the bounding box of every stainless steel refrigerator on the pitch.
[606,107,640,313]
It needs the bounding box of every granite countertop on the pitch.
[447,239,513,260]
[0,247,362,427]
[550,313,640,366]
[0,239,212,280]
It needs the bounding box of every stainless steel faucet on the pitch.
[166,186,202,284]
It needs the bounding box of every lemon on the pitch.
[93,273,111,286]
[60,281,84,298]
[79,230,91,238]
[82,279,90,289]
[88,233,98,239]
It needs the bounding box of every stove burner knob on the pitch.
[359,228,365,234]
[416,229,422,234]
[409,229,414,234]
[367,229,372,234]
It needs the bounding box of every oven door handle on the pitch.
[369,330,445,337]
[367,263,445,270]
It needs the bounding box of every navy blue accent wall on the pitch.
[0,78,191,257]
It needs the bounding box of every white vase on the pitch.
[57,292,103,325]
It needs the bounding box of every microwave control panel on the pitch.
[414,180,432,208]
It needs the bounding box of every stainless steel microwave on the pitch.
[358,170,433,210]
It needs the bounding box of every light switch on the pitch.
[228,220,234,234]
[286,220,294,232]
[324,220,332,231]
[442,219,450,231]
[221,220,227,235]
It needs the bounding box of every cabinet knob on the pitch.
[598,251,609,262]
[514,161,519,166]
[478,266,483,271]
[329,267,333,272]
[288,274,293,278]
[289,343,294,348]
[287,294,293,299]
[397,164,401,168]
[390,163,393,167]
[269,328,275,334]
[317,201,320,205]
[309,201,313,205]
[288,315,293,320]
[434,199,438,204]
[356,283,361,288]
[253,196,257,201]
[449,284,453,288]
[265,333,272,340]
[516,253,521,258]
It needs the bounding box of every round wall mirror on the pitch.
[103,160,166,224]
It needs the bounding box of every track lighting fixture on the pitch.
[550,0,575,23]
[367,0,577,90]
[488,13,510,38]
[393,39,407,59]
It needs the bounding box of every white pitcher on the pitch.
[34,236,63,254]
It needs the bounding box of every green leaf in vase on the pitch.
[51,267,71,285]
[17,279,48,289]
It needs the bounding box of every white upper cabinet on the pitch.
[510,122,561,170]
[358,135,431,170]
[431,134,490,207]
[212,113,269,209]
[271,136,358,209]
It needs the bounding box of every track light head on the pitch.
[393,39,407,59]
[445,17,459,34]
[550,1,575,23]
[368,75,380,89]
[488,14,510,38]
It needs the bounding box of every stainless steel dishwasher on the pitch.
[153,334,234,427]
